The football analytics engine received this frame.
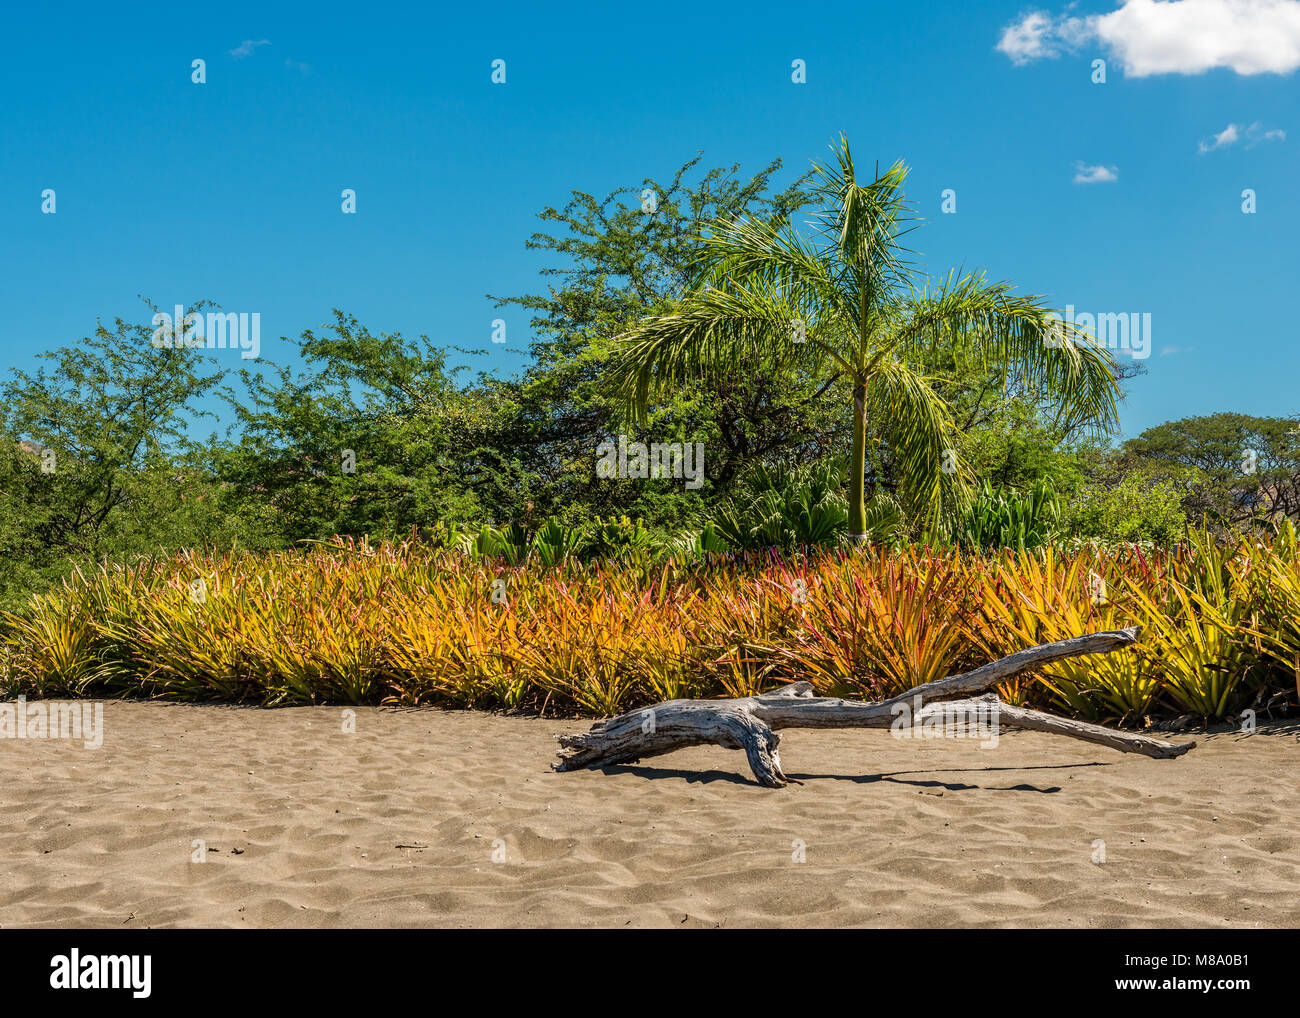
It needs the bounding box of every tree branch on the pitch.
[555,627,1195,788]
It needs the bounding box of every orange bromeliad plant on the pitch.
[2,533,1296,723]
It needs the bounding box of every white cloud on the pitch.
[1073,162,1120,183]
[997,10,1093,63]
[230,39,271,59]
[1198,120,1287,151]
[1250,123,1287,144]
[998,0,1300,76]
[997,10,1062,64]
[1199,122,1241,151]
[285,58,312,74]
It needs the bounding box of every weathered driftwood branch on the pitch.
[554,627,1196,788]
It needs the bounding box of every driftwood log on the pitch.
[555,627,1195,788]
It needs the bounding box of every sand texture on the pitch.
[2,702,1296,928]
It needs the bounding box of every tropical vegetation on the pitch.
[2,138,1298,727]
[3,529,1296,726]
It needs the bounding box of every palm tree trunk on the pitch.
[848,379,868,543]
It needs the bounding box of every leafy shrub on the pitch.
[950,480,1060,552]
[1061,474,1187,545]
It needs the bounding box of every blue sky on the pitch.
[1,0,1296,439]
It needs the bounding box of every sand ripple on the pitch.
[1,703,1296,927]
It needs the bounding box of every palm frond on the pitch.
[806,136,919,302]
[895,271,1121,435]
[691,214,856,327]
[615,281,835,418]
[866,358,964,525]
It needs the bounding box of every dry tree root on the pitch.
[554,627,1196,788]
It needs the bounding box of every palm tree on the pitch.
[615,136,1121,541]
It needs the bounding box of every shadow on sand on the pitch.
[594,759,1108,790]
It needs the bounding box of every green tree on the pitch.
[0,301,235,605]
[491,153,849,528]
[1120,413,1300,530]
[217,312,501,543]
[616,137,1121,539]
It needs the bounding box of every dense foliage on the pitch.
[3,531,1296,725]
[2,142,1298,719]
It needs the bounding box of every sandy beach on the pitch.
[2,702,1296,928]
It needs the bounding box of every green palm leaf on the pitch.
[615,135,1122,538]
